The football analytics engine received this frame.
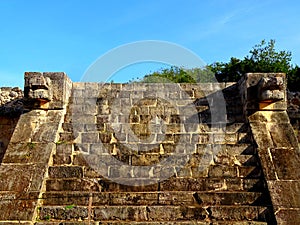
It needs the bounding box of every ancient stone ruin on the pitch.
[0,72,299,225]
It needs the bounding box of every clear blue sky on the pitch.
[1,0,300,87]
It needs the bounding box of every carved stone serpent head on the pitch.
[24,72,53,107]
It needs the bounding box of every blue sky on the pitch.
[1,0,300,87]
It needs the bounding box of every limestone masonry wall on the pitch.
[1,85,300,143]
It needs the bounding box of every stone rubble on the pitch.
[0,87,23,105]
[0,87,24,116]
[288,91,300,111]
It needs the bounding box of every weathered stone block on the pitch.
[267,123,299,149]
[159,177,205,191]
[0,192,39,220]
[46,179,100,192]
[53,154,72,165]
[42,192,90,206]
[242,179,264,192]
[109,192,158,205]
[208,165,237,178]
[24,72,52,104]
[275,208,300,225]
[257,148,277,180]
[81,132,99,143]
[98,178,159,192]
[258,76,284,102]
[72,115,95,124]
[9,110,62,143]
[93,206,147,221]
[109,165,133,178]
[158,192,195,205]
[249,122,273,149]
[225,144,255,155]
[267,180,300,208]
[24,72,72,109]
[0,164,46,192]
[48,166,83,179]
[131,154,161,166]
[56,143,73,155]
[241,73,287,112]
[83,167,101,178]
[147,206,185,221]
[210,206,267,221]
[2,142,54,164]
[194,192,261,206]
[238,166,261,178]
[176,166,192,178]
[32,122,61,142]
[269,148,300,179]
[190,166,208,178]
[71,104,97,115]
[39,206,88,220]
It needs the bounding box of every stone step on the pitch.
[62,115,247,129]
[46,178,265,192]
[75,132,251,144]
[62,122,249,133]
[59,132,77,142]
[38,205,268,222]
[223,144,255,155]
[70,144,256,166]
[67,142,249,155]
[47,163,261,181]
[197,143,255,156]
[57,132,252,147]
[159,178,264,192]
[193,192,263,206]
[35,221,268,225]
[58,138,256,156]
[213,154,259,166]
[69,147,256,165]
[206,165,260,178]
[42,191,263,206]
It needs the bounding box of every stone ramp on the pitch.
[0,110,63,221]
[240,73,300,224]
[37,82,275,224]
[0,73,72,223]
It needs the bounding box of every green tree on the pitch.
[288,65,300,91]
[136,40,299,91]
[140,66,196,83]
[185,67,217,83]
[137,66,217,83]
[209,39,299,91]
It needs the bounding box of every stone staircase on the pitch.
[36,82,275,224]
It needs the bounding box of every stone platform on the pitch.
[0,72,299,224]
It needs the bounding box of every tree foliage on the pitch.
[288,65,300,91]
[209,39,299,91]
[138,66,217,83]
[137,40,299,91]
[141,67,196,83]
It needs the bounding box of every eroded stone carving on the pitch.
[258,76,284,102]
[24,72,53,108]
